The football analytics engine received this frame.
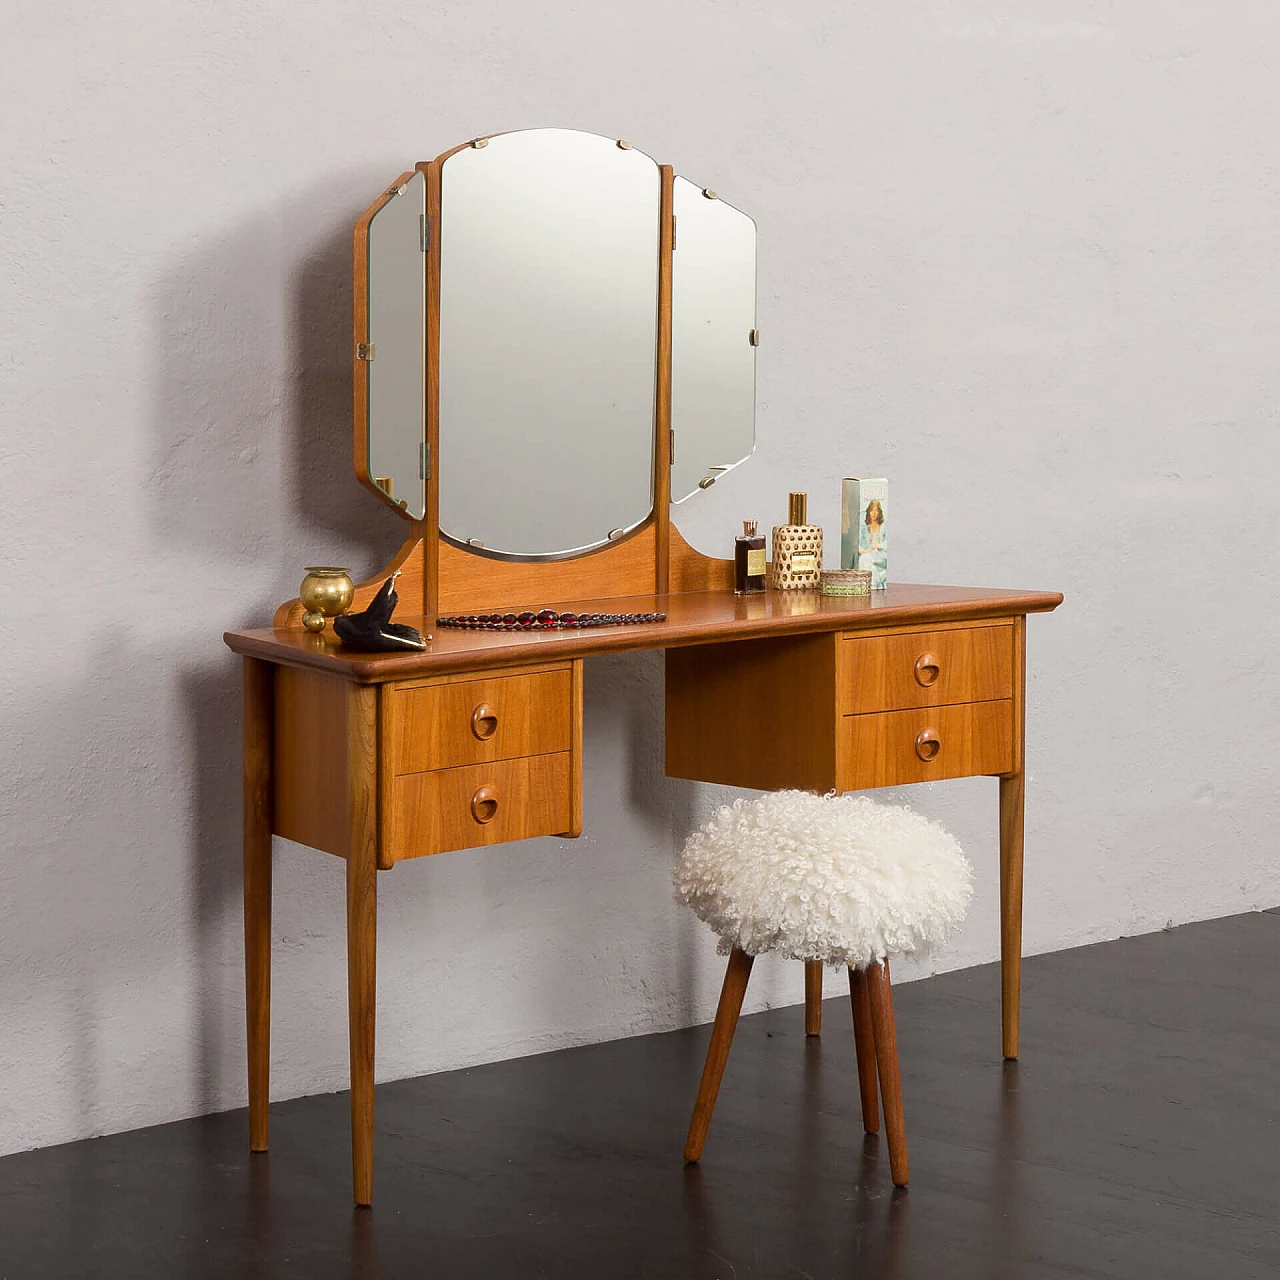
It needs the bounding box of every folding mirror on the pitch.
[438,130,660,559]
[364,170,427,520]
[357,128,758,561]
[670,178,757,502]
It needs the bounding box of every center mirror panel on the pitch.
[437,129,661,560]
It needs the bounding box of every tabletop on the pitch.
[224,583,1064,683]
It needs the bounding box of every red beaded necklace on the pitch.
[436,608,666,631]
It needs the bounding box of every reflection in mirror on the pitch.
[366,171,427,519]
[670,177,757,504]
[438,129,660,559]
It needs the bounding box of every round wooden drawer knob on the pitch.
[915,729,941,762]
[470,703,499,741]
[471,785,499,824]
[914,653,941,687]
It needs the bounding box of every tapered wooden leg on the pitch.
[1001,615,1028,1062]
[848,967,879,1134]
[865,959,907,1187]
[242,657,273,1154]
[804,961,824,1036]
[346,684,379,1207]
[999,771,1025,1061]
[684,948,754,1162]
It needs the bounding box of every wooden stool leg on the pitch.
[865,959,908,1187]
[804,960,824,1036]
[848,967,879,1134]
[684,948,754,1162]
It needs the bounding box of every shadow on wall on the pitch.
[149,171,407,562]
[150,173,406,1121]
[589,650,703,1025]
[144,170,711,1124]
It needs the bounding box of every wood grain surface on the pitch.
[242,658,273,1154]
[237,584,1062,684]
[390,753,572,860]
[804,962,824,1036]
[683,947,754,1163]
[1000,614,1028,1059]
[838,622,1014,713]
[866,959,908,1187]
[848,966,880,1134]
[272,666,353,857]
[837,699,1015,790]
[436,524,660,616]
[388,667,573,774]
[665,632,839,791]
[345,682,379,1207]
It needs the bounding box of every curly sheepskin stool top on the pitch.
[674,790,973,1188]
[674,790,973,969]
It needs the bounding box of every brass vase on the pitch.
[299,566,355,632]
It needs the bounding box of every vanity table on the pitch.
[223,129,1061,1206]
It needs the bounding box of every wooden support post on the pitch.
[804,960,824,1036]
[684,948,754,1163]
[346,683,379,1207]
[865,959,908,1187]
[242,657,273,1153]
[1000,615,1027,1060]
[848,967,879,1134]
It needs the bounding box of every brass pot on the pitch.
[299,566,355,632]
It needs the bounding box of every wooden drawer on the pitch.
[390,754,573,859]
[839,625,1012,713]
[838,700,1014,790]
[389,667,572,774]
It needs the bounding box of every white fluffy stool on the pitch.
[674,790,972,1187]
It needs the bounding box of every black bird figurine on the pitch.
[333,571,429,652]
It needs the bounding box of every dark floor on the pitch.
[3,912,1280,1280]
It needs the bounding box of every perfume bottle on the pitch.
[735,520,766,595]
[771,492,823,591]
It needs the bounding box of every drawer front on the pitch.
[391,754,573,859]
[838,700,1014,790]
[391,668,572,773]
[840,625,1013,714]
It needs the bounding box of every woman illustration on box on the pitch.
[858,498,888,590]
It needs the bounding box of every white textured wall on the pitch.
[4,2,1278,1155]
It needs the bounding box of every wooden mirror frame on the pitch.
[276,135,733,630]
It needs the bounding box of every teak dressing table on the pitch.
[223,129,1062,1206]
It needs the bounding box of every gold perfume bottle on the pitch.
[771,492,823,591]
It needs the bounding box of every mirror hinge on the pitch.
[420,441,430,480]
[671,214,677,251]
[356,342,375,361]
[420,214,429,252]
[669,428,675,462]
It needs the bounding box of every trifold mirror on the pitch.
[358,128,757,559]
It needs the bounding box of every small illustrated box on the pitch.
[841,477,888,590]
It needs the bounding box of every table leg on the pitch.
[1000,615,1028,1062]
[346,684,379,1207]
[999,771,1025,1060]
[242,657,273,1153]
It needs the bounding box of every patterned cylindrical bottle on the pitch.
[771,492,823,590]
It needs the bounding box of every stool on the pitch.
[673,790,972,1187]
